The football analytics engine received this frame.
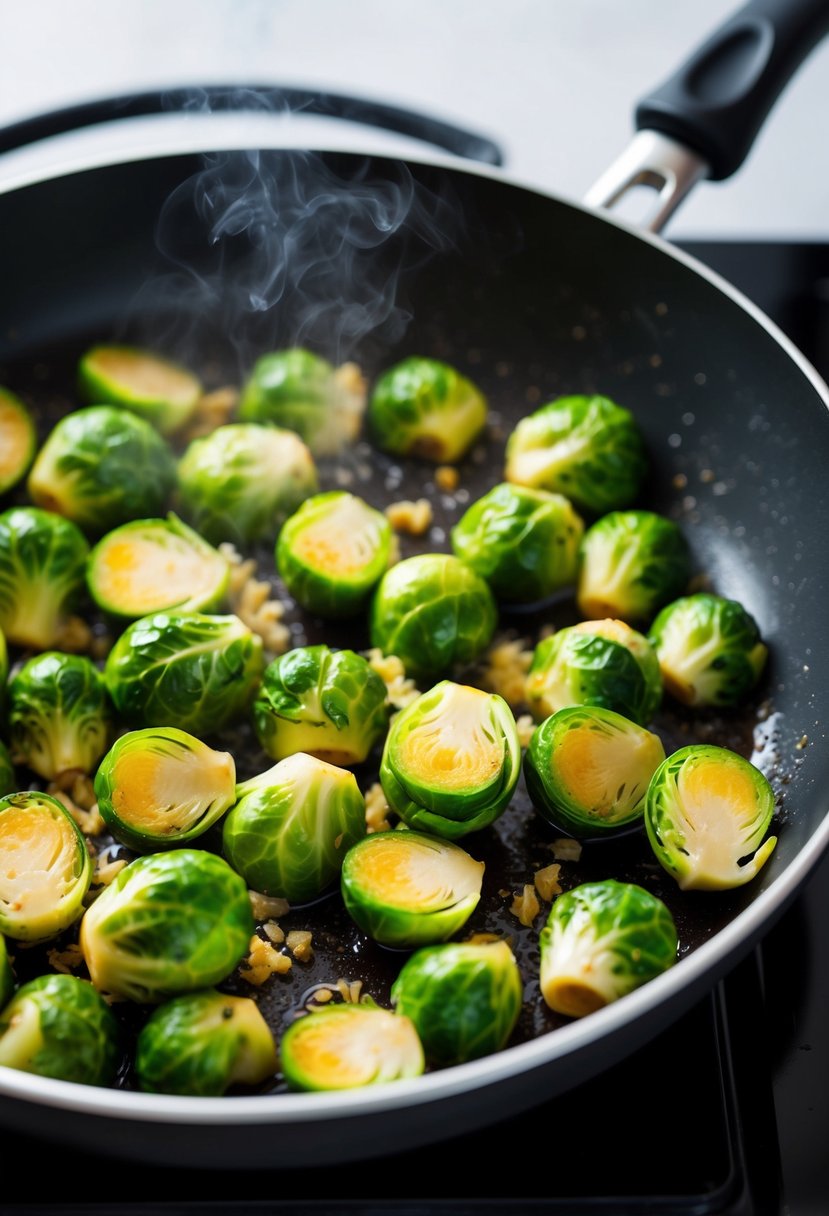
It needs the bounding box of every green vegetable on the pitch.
[94,727,237,853]
[222,753,365,904]
[0,974,120,1086]
[79,849,253,1004]
[539,880,678,1017]
[78,344,202,435]
[0,506,89,651]
[379,680,520,839]
[0,388,37,496]
[8,651,111,781]
[0,934,14,1009]
[280,1001,424,1092]
[0,742,15,800]
[644,743,777,890]
[577,510,691,623]
[368,355,487,463]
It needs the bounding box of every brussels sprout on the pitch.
[577,510,691,623]
[0,974,120,1087]
[104,611,263,736]
[8,652,111,782]
[0,742,14,800]
[87,512,230,620]
[526,619,662,727]
[0,388,37,496]
[94,727,237,853]
[504,395,647,515]
[0,507,89,651]
[524,706,666,840]
[340,829,484,949]
[280,1001,424,1092]
[0,934,14,1008]
[645,744,777,890]
[177,423,319,546]
[0,626,6,712]
[0,791,92,942]
[451,483,584,605]
[252,645,390,765]
[223,752,366,904]
[27,406,177,535]
[390,937,522,1065]
[135,989,277,1096]
[539,880,678,1017]
[648,592,768,708]
[379,681,520,839]
[370,553,497,681]
[368,356,487,463]
[78,344,202,435]
[79,849,253,1004]
[239,348,367,456]
[277,491,392,620]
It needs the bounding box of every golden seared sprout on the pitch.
[0,742,13,802]
[368,356,487,463]
[77,344,202,435]
[280,1001,424,1092]
[0,507,89,651]
[8,651,111,781]
[577,510,691,623]
[644,744,777,891]
[0,934,15,1008]
[0,388,37,496]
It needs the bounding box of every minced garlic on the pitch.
[240,934,292,985]
[364,782,394,834]
[47,773,105,837]
[534,863,562,901]
[478,636,534,708]
[510,884,541,927]
[550,838,583,862]
[336,978,364,1004]
[365,648,419,710]
[286,930,314,962]
[46,942,84,975]
[435,465,460,492]
[219,543,290,656]
[516,713,535,749]
[385,498,433,536]
[248,890,291,921]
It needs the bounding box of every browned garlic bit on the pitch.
[286,930,314,962]
[515,714,535,749]
[435,465,460,492]
[219,542,290,656]
[248,890,291,921]
[510,884,541,928]
[550,838,583,862]
[240,934,292,985]
[385,498,434,536]
[478,636,534,709]
[46,772,105,837]
[364,781,394,835]
[46,942,85,975]
[534,863,562,901]
[365,648,420,711]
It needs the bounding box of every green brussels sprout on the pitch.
[0,934,14,1008]
[368,355,487,463]
[27,406,177,535]
[8,651,111,781]
[0,625,6,712]
[77,344,202,435]
[104,611,263,735]
[222,752,366,904]
[644,743,777,891]
[0,742,15,800]
[577,510,691,623]
[238,348,367,456]
[370,553,497,681]
[524,706,666,840]
[277,491,392,620]
[451,482,584,605]
[87,512,230,619]
[379,680,520,839]
[135,989,277,1096]
[94,727,237,853]
[340,829,484,949]
[79,849,253,1004]
[0,974,120,1086]
[390,937,522,1065]
[504,395,647,515]
[0,791,92,942]
[539,880,678,1017]
[648,592,768,708]
[0,506,90,651]
[177,423,319,546]
[252,645,390,765]
[280,1001,424,1092]
[0,388,37,496]
[526,619,662,727]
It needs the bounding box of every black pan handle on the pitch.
[0,85,503,167]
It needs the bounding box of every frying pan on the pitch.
[1,0,829,1170]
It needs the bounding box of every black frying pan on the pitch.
[0,0,828,1170]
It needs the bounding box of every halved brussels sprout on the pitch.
[8,651,111,781]
[135,989,277,1096]
[177,423,319,546]
[27,406,177,535]
[648,592,768,708]
[526,619,662,727]
[0,506,90,651]
[253,645,390,765]
[340,829,484,948]
[524,706,666,840]
[380,680,520,839]
[0,743,13,801]
[94,727,237,853]
[390,937,522,1065]
[87,512,230,619]
[78,344,202,435]
[539,880,678,1017]
[577,510,691,623]
[504,394,647,515]
[0,388,37,496]
[0,934,14,1008]
[104,611,263,735]
[280,1001,424,1092]
[80,849,253,1003]
[0,791,93,942]
[0,974,121,1087]
[370,553,497,681]
[451,482,584,605]
[644,743,777,890]
[368,356,487,463]
[222,752,366,904]
[277,491,392,620]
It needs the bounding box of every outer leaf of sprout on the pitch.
[280,1003,424,1092]
[0,974,121,1086]
[368,356,487,463]
[577,510,691,623]
[0,507,89,651]
[8,651,112,781]
[78,345,202,435]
